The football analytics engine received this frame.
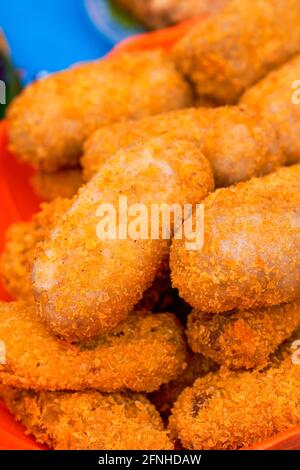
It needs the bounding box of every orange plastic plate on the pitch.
[1,19,300,451]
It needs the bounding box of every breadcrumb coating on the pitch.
[7,50,192,172]
[171,164,300,313]
[169,347,300,450]
[0,387,174,450]
[187,300,300,369]
[82,106,284,187]
[172,0,300,104]
[114,0,229,29]
[0,301,187,392]
[1,198,71,300]
[150,352,217,418]
[135,254,175,312]
[240,54,300,165]
[33,136,214,341]
[31,168,83,201]
[1,197,170,309]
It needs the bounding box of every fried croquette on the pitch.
[0,387,173,450]
[240,54,300,165]
[114,0,229,29]
[169,345,300,450]
[187,300,300,369]
[33,136,214,341]
[0,198,71,300]
[31,168,83,201]
[7,50,192,172]
[172,0,300,104]
[1,221,38,300]
[0,301,187,392]
[135,255,175,312]
[1,196,170,308]
[82,106,284,187]
[150,352,217,418]
[171,164,300,313]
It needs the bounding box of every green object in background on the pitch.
[108,0,141,28]
[0,31,22,119]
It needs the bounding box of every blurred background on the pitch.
[0,0,207,117]
[0,0,144,85]
[0,0,147,117]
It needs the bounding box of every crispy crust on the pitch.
[1,197,170,311]
[171,165,300,313]
[187,300,300,369]
[1,229,172,325]
[33,136,214,341]
[135,255,175,312]
[240,54,300,165]
[150,352,217,418]
[0,301,187,392]
[172,0,300,104]
[7,50,191,171]
[82,106,284,187]
[0,387,173,450]
[31,168,83,201]
[169,348,300,450]
[0,198,71,300]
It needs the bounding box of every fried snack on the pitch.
[150,352,217,418]
[169,346,300,450]
[171,164,300,313]
[0,387,173,450]
[1,196,169,307]
[5,183,180,317]
[187,300,300,369]
[240,54,300,165]
[7,50,192,172]
[0,301,187,392]
[135,255,175,312]
[114,0,229,29]
[1,198,71,300]
[31,168,83,201]
[33,136,214,341]
[137,255,191,319]
[172,0,300,104]
[82,106,284,187]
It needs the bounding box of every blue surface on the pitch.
[0,0,117,83]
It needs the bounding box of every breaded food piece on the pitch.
[138,261,191,319]
[169,349,300,450]
[135,255,174,312]
[171,165,300,313]
[1,223,38,300]
[150,352,217,418]
[1,195,169,307]
[0,301,187,392]
[0,387,173,450]
[33,136,214,341]
[240,54,300,165]
[172,0,300,104]
[1,216,171,316]
[136,253,194,316]
[7,50,192,172]
[114,0,229,29]
[187,300,300,369]
[1,198,71,300]
[136,274,174,313]
[82,106,284,187]
[31,168,83,201]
